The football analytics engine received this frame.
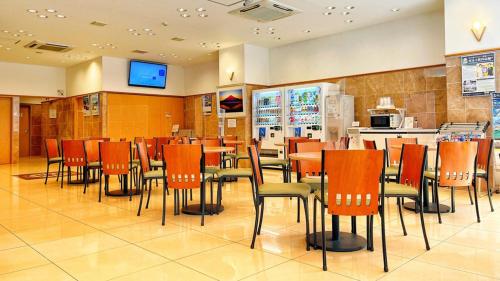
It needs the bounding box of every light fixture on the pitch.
[326,6,335,10]
[56,14,66,18]
[180,13,190,18]
[38,14,48,18]
[161,22,168,27]
[177,8,187,12]
[345,6,355,10]
[268,27,275,31]
[471,21,486,42]
[323,12,332,16]
[303,29,311,33]
[127,28,135,32]
[5,47,11,51]
[342,11,350,16]
[13,34,20,37]
[111,46,117,49]
[254,31,260,35]
[2,30,8,33]
[46,9,57,13]
[196,8,206,12]
[133,32,141,36]
[345,19,353,23]
[18,30,25,33]
[148,32,155,36]
[26,56,30,59]
[275,37,281,40]
[159,53,165,56]
[143,28,152,32]
[391,8,400,12]
[106,43,112,46]
[98,46,104,49]
[199,13,208,17]
[91,43,98,46]
[269,31,275,35]
[27,9,38,13]
[26,33,33,36]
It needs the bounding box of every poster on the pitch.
[461,53,496,97]
[492,93,500,139]
[227,119,237,128]
[202,95,212,115]
[90,94,99,116]
[216,86,246,117]
[83,95,91,116]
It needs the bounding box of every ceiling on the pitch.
[0,0,443,68]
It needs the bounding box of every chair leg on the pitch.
[201,183,205,226]
[351,216,357,234]
[366,216,371,250]
[216,179,222,215]
[467,185,474,205]
[417,197,430,250]
[313,197,317,248]
[397,197,407,236]
[83,167,88,194]
[257,199,265,235]
[485,178,494,212]
[44,163,50,184]
[162,179,167,226]
[451,186,456,213]
[145,179,153,209]
[297,198,301,223]
[434,180,442,224]
[302,197,310,251]
[251,198,260,249]
[473,180,481,223]
[137,181,145,216]
[60,166,64,189]
[190,188,192,201]
[98,170,102,202]
[380,207,389,272]
[57,162,61,182]
[321,195,327,271]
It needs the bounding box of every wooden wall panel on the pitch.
[0,97,12,164]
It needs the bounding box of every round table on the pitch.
[181,146,235,216]
[289,151,367,252]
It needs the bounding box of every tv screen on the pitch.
[128,60,167,89]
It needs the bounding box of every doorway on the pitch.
[20,105,30,157]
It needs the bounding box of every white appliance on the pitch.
[324,94,354,142]
[252,87,285,159]
[228,0,301,23]
[284,83,343,141]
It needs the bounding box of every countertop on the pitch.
[348,127,438,134]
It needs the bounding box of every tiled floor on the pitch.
[0,157,499,281]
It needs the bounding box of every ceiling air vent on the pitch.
[228,0,300,22]
[90,21,107,27]
[171,37,185,42]
[132,49,148,54]
[24,40,72,52]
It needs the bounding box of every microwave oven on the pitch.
[370,114,402,128]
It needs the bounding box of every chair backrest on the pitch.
[181,136,190,144]
[201,139,221,167]
[363,140,377,150]
[386,137,417,166]
[398,144,427,191]
[89,137,110,142]
[99,141,131,176]
[190,139,201,145]
[155,137,173,159]
[251,138,262,152]
[163,144,203,189]
[84,139,101,163]
[472,138,492,173]
[323,150,385,216]
[169,139,182,144]
[136,142,151,173]
[62,140,86,167]
[223,135,238,153]
[437,141,478,187]
[338,136,350,150]
[145,138,157,159]
[248,144,264,188]
[134,137,144,144]
[297,142,329,178]
[119,138,126,142]
[289,138,319,172]
[45,139,59,159]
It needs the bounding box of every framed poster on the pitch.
[216,86,246,117]
[90,93,100,116]
[83,95,91,116]
[202,95,212,115]
[461,53,496,97]
[492,93,500,139]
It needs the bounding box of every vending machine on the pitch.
[284,83,343,141]
[252,87,285,159]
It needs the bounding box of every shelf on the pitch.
[256,114,281,117]
[256,123,281,126]
[289,103,319,107]
[256,105,281,109]
[287,112,320,116]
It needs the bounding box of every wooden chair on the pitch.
[155,137,173,160]
[146,138,163,172]
[297,142,329,192]
[83,139,102,194]
[98,141,134,202]
[181,136,190,144]
[385,138,417,177]
[317,149,387,272]
[260,138,289,183]
[338,136,350,150]
[60,140,86,189]
[363,139,377,150]
[248,144,311,250]
[119,138,126,142]
[163,144,207,226]
[44,139,62,184]
[136,142,166,217]
[430,141,479,223]
[472,138,495,212]
[385,144,430,250]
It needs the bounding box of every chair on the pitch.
[385,144,430,250]
[317,149,387,272]
[44,139,62,184]
[163,144,207,226]
[338,136,350,150]
[83,139,102,194]
[136,142,166,217]
[472,138,495,212]
[155,137,173,160]
[60,140,86,189]
[297,142,329,192]
[248,144,311,250]
[119,138,126,142]
[363,139,377,150]
[259,138,289,183]
[98,141,134,202]
[146,138,163,171]
[385,138,418,178]
[181,136,190,144]
[430,141,479,223]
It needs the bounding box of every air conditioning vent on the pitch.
[24,40,72,52]
[132,49,148,54]
[90,21,107,27]
[171,37,185,42]
[228,0,300,22]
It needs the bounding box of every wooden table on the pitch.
[289,151,366,252]
[204,146,234,153]
[223,140,244,145]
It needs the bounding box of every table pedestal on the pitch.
[403,202,451,213]
[307,232,366,252]
[182,204,224,215]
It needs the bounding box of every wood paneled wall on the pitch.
[0,97,12,164]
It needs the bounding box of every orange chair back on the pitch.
[145,138,157,159]
[134,137,144,144]
[136,142,151,173]
[289,138,319,172]
[437,141,478,187]
[201,139,221,167]
[338,136,350,150]
[472,138,492,172]
[119,138,126,142]
[99,142,131,175]
[398,144,427,190]
[323,150,384,216]
[84,140,101,163]
[62,140,86,167]
[45,139,60,159]
[386,138,417,166]
[190,139,201,145]
[223,135,238,153]
[164,144,203,189]
[89,137,110,142]
[248,144,264,187]
[363,140,377,150]
[169,139,182,144]
[181,136,190,144]
[297,142,329,178]
[155,137,173,159]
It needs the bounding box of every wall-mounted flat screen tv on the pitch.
[128,60,167,89]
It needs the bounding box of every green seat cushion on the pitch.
[424,170,439,180]
[88,161,101,168]
[143,170,164,179]
[204,166,220,175]
[299,176,327,192]
[476,168,487,177]
[223,154,236,160]
[150,160,163,167]
[383,182,418,196]
[236,153,249,160]
[313,189,328,205]
[216,168,252,177]
[385,165,399,177]
[132,159,140,165]
[49,157,62,162]
[259,182,310,198]
[261,158,288,166]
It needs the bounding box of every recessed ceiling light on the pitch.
[13,34,20,37]
[46,9,57,13]
[2,30,8,33]
[269,31,275,35]
[27,9,38,13]
[345,19,353,23]
[275,37,281,40]
[56,14,66,18]
[199,13,208,18]
[326,6,336,10]
[38,14,48,18]
[106,43,112,46]
[98,46,104,49]
[254,31,260,35]
[127,28,135,32]
[342,11,350,16]
[268,27,275,31]
[161,22,168,27]
[148,32,155,36]
[345,5,355,10]
[180,13,190,18]
[323,12,332,16]
[177,8,187,12]
[26,33,33,36]
[133,32,141,36]
[159,53,165,56]
[196,8,206,12]
[303,29,311,33]
[91,43,99,46]
[111,46,117,49]
[6,47,11,51]
[143,28,152,32]
[26,56,31,59]
[18,30,25,33]
[0,45,2,48]
[200,42,207,46]
[188,58,192,61]
[391,8,400,12]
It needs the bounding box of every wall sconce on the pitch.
[471,21,486,42]
[229,71,235,81]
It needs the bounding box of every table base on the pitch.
[106,188,141,197]
[403,202,451,213]
[307,231,366,252]
[182,204,224,215]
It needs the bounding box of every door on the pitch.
[20,106,30,157]
[0,98,11,164]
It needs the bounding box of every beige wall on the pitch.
[184,61,219,95]
[66,57,103,96]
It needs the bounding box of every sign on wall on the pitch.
[83,95,91,116]
[492,93,500,139]
[202,95,212,115]
[461,53,496,97]
[90,94,99,116]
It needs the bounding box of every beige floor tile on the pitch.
[14,219,96,245]
[137,230,231,260]
[56,245,167,281]
[416,242,500,279]
[110,262,215,281]
[177,243,287,281]
[379,260,496,281]
[0,246,49,274]
[370,229,439,259]
[32,231,127,261]
[0,228,25,251]
[447,228,500,249]
[0,264,74,281]
[239,228,310,259]
[469,214,500,233]
[241,260,355,281]
[387,213,463,241]
[191,215,256,242]
[106,220,186,243]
